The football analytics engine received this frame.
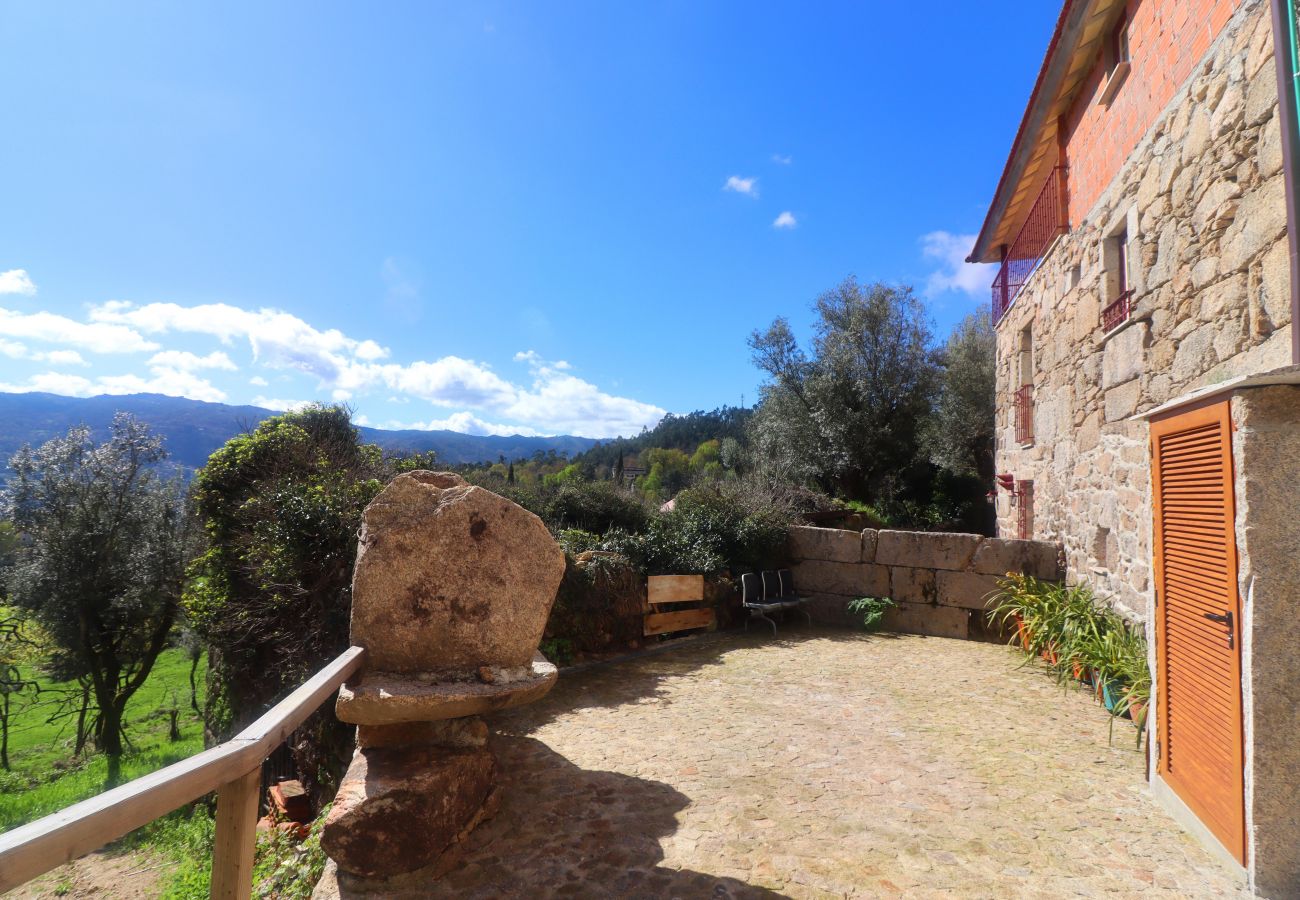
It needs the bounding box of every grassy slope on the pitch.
[0,648,206,830]
[1,648,323,899]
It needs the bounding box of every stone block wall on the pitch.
[995,0,1291,620]
[787,526,1063,641]
[1230,385,1300,895]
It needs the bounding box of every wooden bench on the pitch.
[644,574,716,637]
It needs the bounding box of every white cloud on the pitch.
[723,175,759,197]
[773,211,797,229]
[922,231,995,298]
[78,300,664,437]
[387,412,544,437]
[43,349,87,366]
[370,357,518,408]
[771,153,792,165]
[0,269,37,296]
[252,396,311,412]
[249,375,269,386]
[0,340,86,366]
[147,350,237,371]
[500,351,665,438]
[0,306,158,353]
[0,367,225,403]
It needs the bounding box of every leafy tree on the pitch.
[689,440,723,479]
[573,407,751,472]
[747,278,940,504]
[925,312,996,483]
[187,405,385,797]
[3,415,190,784]
[640,448,692,501]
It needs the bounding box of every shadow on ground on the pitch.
[325,736,789,899]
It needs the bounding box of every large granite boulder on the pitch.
[349,472,565,675]
[320,744,496,878]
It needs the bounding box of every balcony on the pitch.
[1014,384,1034,445]
[1101,289,1133,332]
[991,166,1069,325]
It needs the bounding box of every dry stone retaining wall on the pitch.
[787,526,1063,641]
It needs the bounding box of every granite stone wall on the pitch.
[787,526,1063,641]
[1230,385,1300,896]
[995,0,1291,620]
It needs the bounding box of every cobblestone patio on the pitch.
[349,627,1248,898]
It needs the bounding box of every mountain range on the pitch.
[0,392,601,477]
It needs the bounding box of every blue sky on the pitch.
[0,2,1057,438]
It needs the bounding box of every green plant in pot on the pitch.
[987,574,1059,659]
[1110,629,1152,747]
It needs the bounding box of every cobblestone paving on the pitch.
[434,628,1246,898]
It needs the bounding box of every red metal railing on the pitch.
[992,166,1070,324]
[1016,480,1035,540]
[1100,289,1134,332]
[1014,384,1034,445]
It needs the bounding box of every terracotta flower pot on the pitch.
[1014,614,1033,652]
[1128,697,1147,727]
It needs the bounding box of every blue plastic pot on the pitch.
[1101,680,1130,717]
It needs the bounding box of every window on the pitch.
[1099,13,1132,106]
[1093,526,1112,569]
[1109,14,1130,72]
[1018,325,1033,388]
[1016,480,1035,540]
[1015,326,1034,444]
[1101,226,1134,332]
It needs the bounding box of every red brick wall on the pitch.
[1064,0,1244,222]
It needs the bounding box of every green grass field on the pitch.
[1,647,322,898]
[0,647,207,831]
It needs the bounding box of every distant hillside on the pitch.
[574,406,751,468]
[0,392,599,478]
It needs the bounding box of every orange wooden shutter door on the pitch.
[1151,399,1245,864]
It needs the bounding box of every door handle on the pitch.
[1203,611,1235,649]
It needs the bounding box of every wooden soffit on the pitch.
[969,0,1129,264]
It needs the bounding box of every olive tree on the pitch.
[747,278,940,505]
[3,415,190,784]
[924,311,996,484]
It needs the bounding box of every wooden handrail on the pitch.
[0,646,366,898]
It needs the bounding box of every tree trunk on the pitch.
[189,651,201,715]
[1,693,10,771]
[100,702,124,787]
[74,680,91,756]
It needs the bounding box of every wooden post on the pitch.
[210,767,261,900]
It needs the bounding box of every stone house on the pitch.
[967,0,1300,894]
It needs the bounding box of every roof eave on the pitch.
[967,0,1095,265]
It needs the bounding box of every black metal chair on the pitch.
[741,572,785,636]
[777,568,812,624]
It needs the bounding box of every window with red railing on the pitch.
[1100,227,1133,332]
[1014,384,1034,445]
[991,166,1069,325]
[1016,480,1034,540]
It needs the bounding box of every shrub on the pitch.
[546,553,645,654]
[639,486,788,575]
[544,481,649,534]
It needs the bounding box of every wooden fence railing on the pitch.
[0,646,366,900]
